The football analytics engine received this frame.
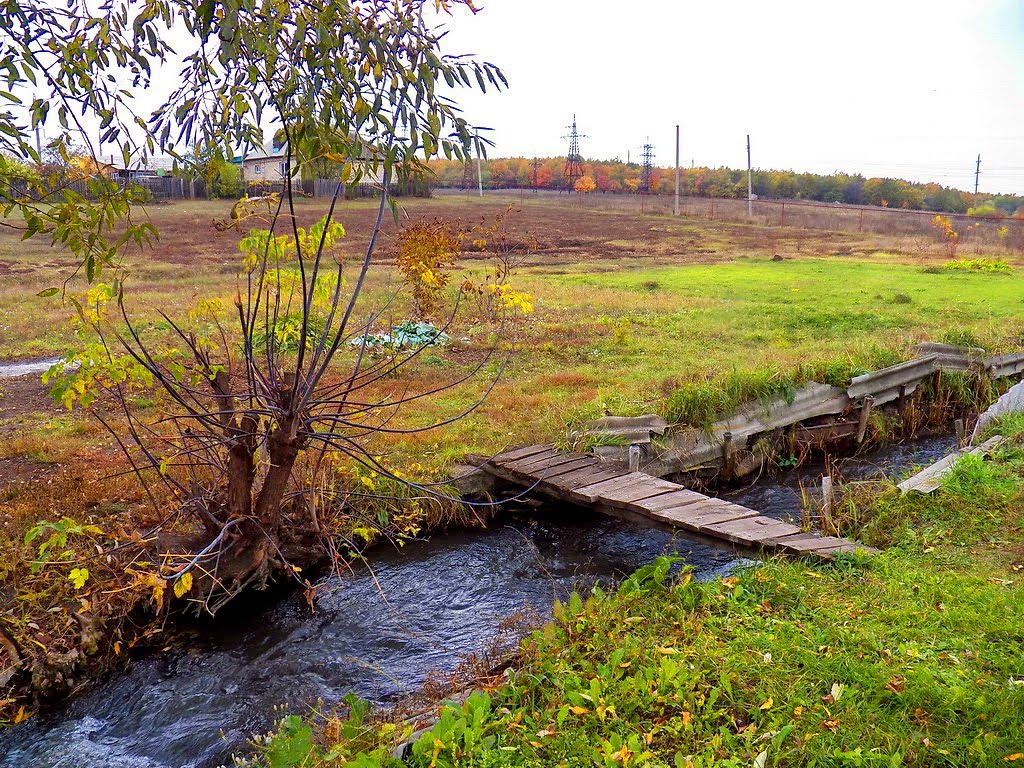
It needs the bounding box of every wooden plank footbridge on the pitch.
[477,444,876,560]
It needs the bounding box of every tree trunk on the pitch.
[253,423,300,536]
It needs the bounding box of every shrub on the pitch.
[396,219,460,321]
[943,258,1011,274]
[211,160,244,198]
[931,215,959,258]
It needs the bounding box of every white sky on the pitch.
[437,0,1024,195]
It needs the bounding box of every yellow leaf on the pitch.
[174,572,193,599]
[657,647,680,655]
[760,697,774,710]
[569,706,589,715]
[68,567,89,590]
[14,706,28,724]
[1005,755,1024,762]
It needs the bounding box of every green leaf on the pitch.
[37,287,60,298]
[265,715,314,768]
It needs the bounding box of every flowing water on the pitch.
[0,358,61,378]
[0,435,956,768]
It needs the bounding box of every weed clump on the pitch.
[666,367,797,427]
[891,293,912,304]
[939,328,984,349]
[943,258,1012,273]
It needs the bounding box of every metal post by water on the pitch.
[821,476,834,535]
[628,444,641,472]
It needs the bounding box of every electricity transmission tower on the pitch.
[562,115,586,190]
[639,141,655,193]
[532,156,540,189]
[462,159,473,191]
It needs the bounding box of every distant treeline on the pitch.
[427,157,1024,216]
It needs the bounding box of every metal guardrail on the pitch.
[585,414,668,445]
[847,355,938,405]
[597,345,1024,478]
[914,342,985,372]
[985,352,1024,379]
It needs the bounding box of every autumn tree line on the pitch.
[427,157,1024,217]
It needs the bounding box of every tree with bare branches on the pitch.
[3,0,510,611]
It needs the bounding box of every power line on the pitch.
[562,116,586,190]
[640,140,655,193]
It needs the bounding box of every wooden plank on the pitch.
[545,465,623,488]
[503,448,565,471]
[652,502,757,530]
[532,457,600,480]
[491,444,554,464]
[766,532,851,554]
[510,451,588,473]
[485,445,877,562]
[504,450,569,471]
[638,498,718,523]
[571,473,651,501]
[546,466,629,490]
[634,489,709,512]
[729,528,870,558]
[682,499,756,519]
[700,516,803,544]
[898,434,1005,494]
[600,479,682,504]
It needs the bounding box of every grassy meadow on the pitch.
[5,193,1023,472]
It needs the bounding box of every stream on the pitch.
[0,359,61,379]
[0,434,955,768]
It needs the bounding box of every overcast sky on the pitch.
[437,0,1024,195]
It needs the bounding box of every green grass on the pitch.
[245,419,1024,768]
[514,257,1023,429]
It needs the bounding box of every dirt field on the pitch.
[0,192,975,360]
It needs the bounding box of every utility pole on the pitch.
[475,130,483,198]
[975,153,981,195]
[562,116,586,190]
[673,124,680,216]
[640,141,655,194]
[746,134,753,217]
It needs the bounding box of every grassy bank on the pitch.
[246,417,1024,767]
